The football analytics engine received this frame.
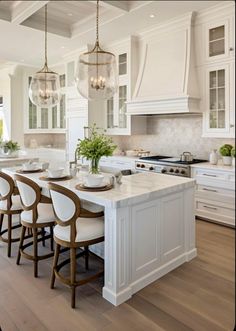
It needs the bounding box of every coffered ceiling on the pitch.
[0,0,228,68]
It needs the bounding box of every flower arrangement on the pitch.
[76,124,117,174]
[0,139,20,155]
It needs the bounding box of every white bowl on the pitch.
[47,168,64,178]
[84,174,104,187]
[22,162,38,171]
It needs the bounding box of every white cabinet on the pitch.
[202,63,234,137]
[105,37,146,135]
[25,74,66,133]
[191,166,235,227]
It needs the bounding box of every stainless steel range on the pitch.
[135,156,207,177]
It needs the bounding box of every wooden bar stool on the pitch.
[48,182,104,308]
[0,171,22,257]
[15,174,55,277]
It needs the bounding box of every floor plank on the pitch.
[0,219,235,331]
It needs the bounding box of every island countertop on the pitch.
[3,167,195,208]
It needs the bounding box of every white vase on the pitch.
[209,149,218,165]
[222,156,232,166]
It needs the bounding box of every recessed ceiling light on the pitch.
[149,14,155,18]
[20,59,25,62]
[61,46,65,49]
[67,13,73,16]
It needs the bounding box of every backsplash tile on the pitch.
[111,116,235,159]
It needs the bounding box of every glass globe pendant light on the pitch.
[75,0,118,100]
[29,5,61,108]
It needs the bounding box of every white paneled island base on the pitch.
[3,169,196,306]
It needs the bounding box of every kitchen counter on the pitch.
[3,167,196,306]
[190,161,235,172]
[0,156,39,168]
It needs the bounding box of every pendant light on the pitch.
[75,0,118,100]
[29,5,61,108]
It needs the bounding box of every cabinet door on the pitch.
[206,20,230,61]
[203,64,233,137]
[118,85,127,129]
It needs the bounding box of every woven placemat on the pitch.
[75,183,113,192]
[16,169,44,174]
[39,175,72,182]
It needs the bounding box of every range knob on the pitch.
[149,166,154,171]
[175,169,179,174]
[136,164,141,167]
[169,168,174,173]
[141,164,145,168]
[181,169,185,175]
[161,168,167,173]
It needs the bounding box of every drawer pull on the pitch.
[203,205,218,211]
[202,173,217,177]
[202,188,218,193]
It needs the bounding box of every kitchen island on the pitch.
[3,168,196,306]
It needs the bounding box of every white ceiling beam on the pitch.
[99,1,129,12]
[11,1,49,25]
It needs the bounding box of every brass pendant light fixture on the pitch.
[29,5,61,108]
[75,0,118,100]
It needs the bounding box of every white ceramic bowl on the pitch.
[47,168,64,178]
[84,174,104,187]
[22,162,38,171]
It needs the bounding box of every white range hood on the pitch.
[127,12,201,115]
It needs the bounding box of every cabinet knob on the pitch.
[229,47,234,51]
[230,124,235,128]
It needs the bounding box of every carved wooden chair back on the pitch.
[0,171,15,210]
[48,182,81,245]
[14,174,41,224]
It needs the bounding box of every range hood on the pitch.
[127,13,201,115]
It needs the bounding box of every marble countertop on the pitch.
[190,161,235,172]
[3,167,195,208]
[0,156,39,162]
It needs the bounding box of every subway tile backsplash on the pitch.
[111,116,235,159]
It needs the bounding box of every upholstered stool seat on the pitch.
[54,216,104,243]
[21,203,55,225]
[0,194,22,211]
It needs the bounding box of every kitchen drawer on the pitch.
[195,199,235,226]
[196,184,235,204]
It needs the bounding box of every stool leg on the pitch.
[41,228,46,247]
[70,247,76,308]
[7,214,12,258]
[0,213,3,234]
[17,225,26,265]
[50,243,60,289]
[50,226,54,252]
[85,246,89,270]
[33,228,38,277]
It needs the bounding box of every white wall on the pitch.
[111,115,235,159]
[0,67,12,140]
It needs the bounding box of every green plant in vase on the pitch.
[0,140,20,156]
[76,124,117,174]
[219,144,233,166]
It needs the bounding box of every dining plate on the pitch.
[82,183,107,189]
[17,169,43,173]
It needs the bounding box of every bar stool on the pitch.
[0,171,22,257]
[48,182,104,308]
[15,174,55,277]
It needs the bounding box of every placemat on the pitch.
[16,169,44,174]
[39,175,72,182]
[75,183,113,192]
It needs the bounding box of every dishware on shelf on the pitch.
[209,149,218,165]
[46,167,64,178]
[84,174,104,187]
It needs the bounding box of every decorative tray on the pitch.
[75,183,113,192]
[39,175,72,181]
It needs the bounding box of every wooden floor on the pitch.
[0,219,235,331]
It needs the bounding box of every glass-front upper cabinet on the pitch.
[203,63,234,137]
[206,19,234,61]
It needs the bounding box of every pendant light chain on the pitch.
[96,0,99,46]
[45,4,48,67]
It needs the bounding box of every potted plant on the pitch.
[231,147,235,167]
[219,144,233,166]
[0,140,20,157]
[76,124,117,176]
